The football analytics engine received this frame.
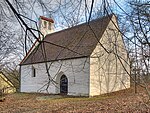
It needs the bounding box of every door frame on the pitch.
[60,75,68,94]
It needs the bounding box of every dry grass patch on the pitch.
[0,86,150,112]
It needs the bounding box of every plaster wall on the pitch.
[20,57,90,96]
[90,15,130,96]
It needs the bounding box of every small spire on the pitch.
[39,16,54,37]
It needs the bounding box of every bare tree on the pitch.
[1,0,149,101]
[125,0,150,98]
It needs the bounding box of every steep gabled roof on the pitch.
[21,14,113,65]
[0,73,14,88]
[0,71,19,90]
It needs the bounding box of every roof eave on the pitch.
[20,56,90,66]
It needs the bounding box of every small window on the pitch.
[43,21,47,28]
[48,22,51,30]
[32,66,36,77]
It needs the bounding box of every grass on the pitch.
[0,86,150,112]
[13,92,113,102]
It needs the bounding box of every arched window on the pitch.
[43,21,47,28]
[48,22,51,30]
[60,75,68,94]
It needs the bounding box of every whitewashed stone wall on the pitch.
[39,18,54,37]
[89,15,130,96]
[20,57,90,96]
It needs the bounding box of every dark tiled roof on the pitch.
[21,15,113,65]
[40,16,54,23]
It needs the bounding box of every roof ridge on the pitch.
[45,14,113,38]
